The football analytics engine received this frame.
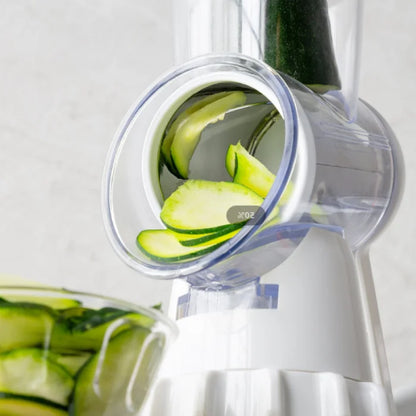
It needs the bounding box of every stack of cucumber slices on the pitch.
[137,88,293,263]
[0,295,163,415]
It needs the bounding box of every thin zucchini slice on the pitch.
[51,307,154,352]
[161,91,231,175]
[0,349,74,406]
[0,393,67,416]
[228,142,275,198]
[71,327,164,416]
[234,152,274,198]
[166,227,236,246]
[50,353,91,377]
[137,229,225,262]
[178,227,240,247]
[0,302,55,353]
[227,142,293,203]
[170,91,246,178]
[225,143,238,177]
[160,180,263,234]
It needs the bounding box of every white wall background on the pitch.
[0,0,414,395]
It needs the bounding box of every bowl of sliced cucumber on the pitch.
[0,286,177,416]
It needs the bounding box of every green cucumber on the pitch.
[226,142,293,203]
[50,353,91,376]
[226,142,275,198]
[160,180,263,234]
[166,227,240,247]
[0,393,67,416]
[137,229,225,262]
[234,151,274,198]
[71,327,163,416]
[161,91,231,175]
[51,307,154,352]
[170,91,246,178]
[0,349,74,406]
[265,0,341,92]
[178,227,240,247]
[0,302,55,352]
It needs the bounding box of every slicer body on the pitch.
[102,1,404,414]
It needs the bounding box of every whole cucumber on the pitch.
[265,0,341,92]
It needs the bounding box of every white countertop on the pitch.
[0,0,414,395]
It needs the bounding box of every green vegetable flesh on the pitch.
[51,307,154,352]
[137,229,226,262]
[178,228,240,247]
[226,142,293,203]
[71,327,163,416]
[0,294,160,416]
[0,393,67,416]
[226,142,275,198]
[265,0,341,92]
[234,152,275,198]
[0,302,55,352]
[0,349,74,406]
[170,91,246,178]
[161,91,231,175]
[165,227,240,247]
[50,353,91,377]
[160,180,263,234]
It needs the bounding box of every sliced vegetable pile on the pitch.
[161,91,246,179]
[0,295,163,415]
[138,88,293,263]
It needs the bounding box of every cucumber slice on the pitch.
[0,349,74,406]
[71,327,163,416]
[160,180,263,234]
[0,302,55,352]
[161,91,231,175]
[234,151,274,198]
[51,308,154,352]
[178,227,240,247]
[264,0,341,92]
[225,143,238,177]
[227,142,275,198]
[0,393,67,416]
[170,91,246,178]
[137,229,225,262]
[50,353,91,377]
[226,142,293,203]
[159,226,241,247]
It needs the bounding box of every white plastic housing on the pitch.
[141,228,396,415]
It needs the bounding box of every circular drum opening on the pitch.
[102,55,301,280]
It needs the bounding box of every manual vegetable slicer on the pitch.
[102,1,404,415]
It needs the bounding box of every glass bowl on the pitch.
[0,286,177,416]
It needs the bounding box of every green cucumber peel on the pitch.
[264,0,341,91]
[178,227,240,247]
[137,229,226,262]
